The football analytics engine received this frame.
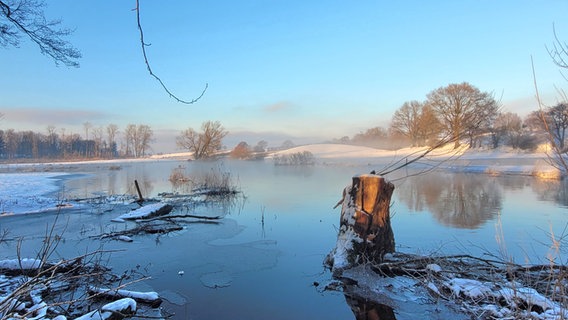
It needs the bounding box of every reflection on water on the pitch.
[346,294,396,320]
[395,173,502,229]
[532,178,568,207]
[395,172,568,229]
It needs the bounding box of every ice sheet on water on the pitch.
[200,270,233,288]
[159,290,188,305]
[0,172,68,214]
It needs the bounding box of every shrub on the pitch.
[273,151,315,166]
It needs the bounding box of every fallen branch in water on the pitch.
[96,223,184,240]
[141,213,222,221]
[88,286,162,308]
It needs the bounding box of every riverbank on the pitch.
[2,143,558,178]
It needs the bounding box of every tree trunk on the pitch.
[326,174,395,273]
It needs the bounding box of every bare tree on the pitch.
[92,126,104,158]
[176,121,228,160]
[82,121,92,139]
[106,123,118,158]
[122,124,153,158]
[123,124,136,157]
[491,112,523,149]
[133,124,153,157]
[418,104,442,146]
[82,121,93,157]
[0,0,81,66]
[427,82,500,149]
[390,101,441,147]
[253,140,268,153]
[390,100,423,146]
[46,125,58,157]
[281,140,295,149]
[229,141,251,159]
[547,24,568,72]
[351,127,389,148]
[544,103,568,150]
[3,129,16,159]
[529,28,568,175]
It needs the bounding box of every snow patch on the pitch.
[499,287,556,312]
[0,258,43,270]
[89,286,159,302]
[446,278,492,300]
[115,203,170,220]
[75,298,136,320]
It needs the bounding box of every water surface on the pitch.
[0,159,566,319]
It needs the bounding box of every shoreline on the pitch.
[0,144,561,179]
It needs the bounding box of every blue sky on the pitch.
[1,1,568,152]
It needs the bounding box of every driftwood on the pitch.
[97,223,183,240]
[141,214,222,221]
[134,180,144,204]
[88,287,163,308]
[116,203,174,221]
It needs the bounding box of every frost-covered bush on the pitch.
[273,151,315,166]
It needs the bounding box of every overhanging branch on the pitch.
[134,0,208,104]
[0,0,81,67]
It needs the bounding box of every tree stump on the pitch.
[326,174,395,273]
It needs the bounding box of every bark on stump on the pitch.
[326,174,395,273]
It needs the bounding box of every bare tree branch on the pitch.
[0,0,81,67]
[134,0,208,104]
[531,56,568,174]
[547,23,568,70]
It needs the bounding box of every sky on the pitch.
[1,1,568,153]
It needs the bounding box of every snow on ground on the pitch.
[149,151,193,160]
[441,277,568,319]
[272,144,440,162]
[272,143,545,163]
[272,144,560,178]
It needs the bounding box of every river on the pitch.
[0,158,566,319]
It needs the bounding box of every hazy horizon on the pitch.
[2,1,568,154]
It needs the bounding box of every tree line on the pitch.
[4,83,567,162]
[335,82,566,152]
[0,123,153,160]
[177,83,567,162]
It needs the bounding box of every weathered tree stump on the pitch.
[326,174,395,273]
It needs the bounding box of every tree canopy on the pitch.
[176,121,228,160]
[426,82,500,148]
